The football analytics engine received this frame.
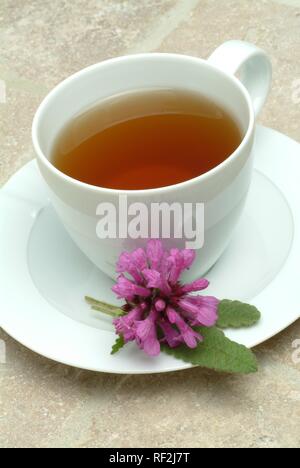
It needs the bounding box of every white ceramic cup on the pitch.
[32,40,272,279]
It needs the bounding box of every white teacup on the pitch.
[32,40,272,279]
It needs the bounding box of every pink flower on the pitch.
[113,240,219,357]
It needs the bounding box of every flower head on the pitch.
[113,240,219,356]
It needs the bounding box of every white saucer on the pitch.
[0,126,299,374]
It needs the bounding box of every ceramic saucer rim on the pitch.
[0,125,299,374]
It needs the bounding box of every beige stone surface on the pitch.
[0,0,300,448]
[158,0,300,141]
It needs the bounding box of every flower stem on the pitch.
[85,296,124,317]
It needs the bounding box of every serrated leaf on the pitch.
[217,300,261,329]
[111,335,125,355]
[162,327,258,374]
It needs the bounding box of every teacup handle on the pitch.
[208,40,272,118]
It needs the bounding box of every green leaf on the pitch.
[111,335,125,355]
[162,327,258,374]
[217,300,261,329]
[85,296,124,317]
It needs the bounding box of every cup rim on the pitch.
[32,52,255,195]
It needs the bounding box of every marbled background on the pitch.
[0,0,300,448]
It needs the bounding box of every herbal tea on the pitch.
[51,89,242,190]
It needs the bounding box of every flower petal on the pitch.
[112,274,151,300]
[131,248,148,272]
[182,327,203,348]
[116,252,143,283]
[168,250,184,284]
[168,249,196,284]
[158,320,181,348]
[178,296,219,327]
[142,268,163,289]
[182,249,196,269]
[142,334,161,356]
[135,309,160,356]
[146,239,164,270]
[159,253,173,294]
[177,278,209,294]
[113,306,143,342]
[167,308,203,348]
[166,306,178,324]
